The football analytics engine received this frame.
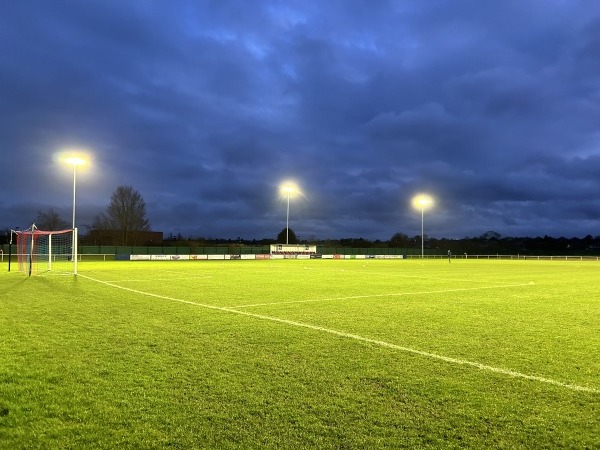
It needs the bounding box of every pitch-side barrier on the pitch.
[119,254,600,261]
[125,254,406,261]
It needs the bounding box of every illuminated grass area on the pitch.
[1,259,599,448]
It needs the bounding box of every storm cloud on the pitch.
[1,0,599,240]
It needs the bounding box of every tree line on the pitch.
[4,185,599,255]
[169,228,600,256]
[4,185,150,247]
[279,231,600,256]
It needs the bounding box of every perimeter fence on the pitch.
[2,243,599,263]
[75,245,417,256]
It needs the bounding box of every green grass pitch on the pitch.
[1,259,599,448]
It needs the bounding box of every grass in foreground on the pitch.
[0,259,599,449]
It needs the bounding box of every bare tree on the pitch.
[102,185,151,245]
[35,208,70,230]
[91,212,110,231]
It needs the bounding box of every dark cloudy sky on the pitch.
[2,1,600,241]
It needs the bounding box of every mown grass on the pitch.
[1,259,599,449]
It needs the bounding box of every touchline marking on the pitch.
[80,274,597,394]
[231,283,535,309]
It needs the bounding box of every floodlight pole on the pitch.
[286,191,291,245]
[72,162,78,275]
[280,183,298,245]
[66,158,84,275]
[420,206,425,258]
[72,162,77,233]
[412,194,432,259]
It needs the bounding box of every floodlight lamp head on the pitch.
[280,182,299,197]
[55,149,90,168]
[65,156,85,166]
[412,194,433,210]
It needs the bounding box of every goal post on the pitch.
[14,225,77,276]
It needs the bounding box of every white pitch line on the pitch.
[103,275,213,283]
[315,269,500,285]
[231,283,535,309]
[80,274,598,394]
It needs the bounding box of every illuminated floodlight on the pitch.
[280,182,300,245]
[412,194,434,258]
[58,151,90,275]
[65,156,86,167]
[62,154,88,230]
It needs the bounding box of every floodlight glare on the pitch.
[412,194,433,210]
[412,194,434,258]
[280,183,297,197]
[65,156,85,166]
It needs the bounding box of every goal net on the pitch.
[14,226,77,276]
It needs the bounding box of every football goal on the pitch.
[13,225,77,276]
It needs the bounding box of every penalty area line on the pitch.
[80,274,597,394]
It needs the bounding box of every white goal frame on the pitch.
[14,225,78,276]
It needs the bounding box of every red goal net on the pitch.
[15,227,77,276]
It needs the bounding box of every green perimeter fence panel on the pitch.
[198,247,227,255]
[240,246,271,254]
[318,247,336,254]
[80,246,119,255]
[316,247,409,255]
[75,245,419,256]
